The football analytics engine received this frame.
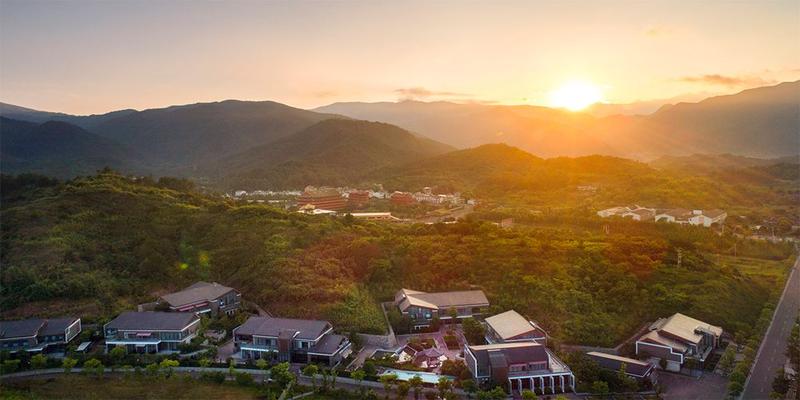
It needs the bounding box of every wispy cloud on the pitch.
[677,74,775,87]
[394,87,471,100]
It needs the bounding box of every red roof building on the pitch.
[390,191,416,206]
[297,186,347,211]
[348,190,370,208]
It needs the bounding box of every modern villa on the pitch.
[233,316,352,366]
[0,317,81,354]
[394,288,490,329]
[484,310,547,344]
[587,351,657,385]
[635,313,723,371]
[464,342,575,394]
[104,311,200,354]
[158,281,241,316]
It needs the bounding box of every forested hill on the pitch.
[0,117,141,178]
[213,119,454,190]
[0,172,793,345]
[369,143,795,209]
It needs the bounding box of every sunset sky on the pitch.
[1,0,798,115]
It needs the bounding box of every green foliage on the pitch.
[476,387,506,400]
[62,357,77,373]
[271,362,295,388]
[2,359,21,374]
[590,380,610,395]
[462,317,485,345]
[199,371,226,384]
[521,389,538,400]
[718,346,737,376]
[30,354,48,370]
[234,371,255,386]
[82,358,104,377]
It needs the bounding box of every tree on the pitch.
[30,354,48,370]
[352,369,367,397]
[476,387,506,400]
[448,308,458,325]
[271,362,295,388]
[228,358,236,377]
[199,358,212,368]
[771,368,790,395]
[728,380,744,397]
[83,358,104,377]
[521,389,538,400]
[396,381,411,400]
[461,379,478,398]
[617,362,638,392]
[437,377,454,399]
[718,346,736,376]
[235,371,255,386]
[159,359,179,378]
[408,375,424,399]
[109,346,127,370]
[462,318,485,345]
[255,358,269,383]
[302,364,319,390]
[379,373,398,400]
[362,360,377,376]
[1,359,21,374]
[62,357,77,374]
[590,380,609,395]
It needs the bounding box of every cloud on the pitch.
[677,74,776,87]
[394,87,471,100]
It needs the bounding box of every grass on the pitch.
[0,375,264,400]
[715,254,793,283]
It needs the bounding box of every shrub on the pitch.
[235,371,255,386]
[200,371,226,384]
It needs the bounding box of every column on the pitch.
[560,375,565,393]
[570,373,576,391]
[549,376,555,394]
[507,378,512,393]
[529,377,534,392]
[518,378,523,393]
[538,376,544,394]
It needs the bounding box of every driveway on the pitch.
[215,339,236,362]
[660,372,728,400]
[742,256,800,399]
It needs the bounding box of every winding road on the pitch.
[741,255,800,399]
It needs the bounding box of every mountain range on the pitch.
[0,81,797,188]
[316,81,800,159]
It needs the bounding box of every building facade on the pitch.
[394,288,490,329]
[233,316,352,366]
[0,317,81,354]
[159,281,241,316]
[635,313,722,371]
[297,186,347,211]
[484,310,547,344]
[464,342,575,395]
[104,311,200,354]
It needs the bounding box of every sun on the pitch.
[548,80,605,111]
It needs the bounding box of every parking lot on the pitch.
[659,371,728,400]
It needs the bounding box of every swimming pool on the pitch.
[380,368,455,385]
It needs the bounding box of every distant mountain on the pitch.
[0,117,139,178]
[317,81,800,159]
[1,100,344,171]
[217,119,453,189]
[0,102,137,131]
[650,153,800,184]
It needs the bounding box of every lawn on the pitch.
[0,375,263,400]
[715,254,793,288]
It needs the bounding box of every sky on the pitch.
[1,0,798,115]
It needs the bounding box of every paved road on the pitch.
[741,256,800,400]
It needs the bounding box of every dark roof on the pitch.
[0,319,46,339]
[587,352,654,377]
[106,312,199,331]
[235,317,331,341]
[40,318,79,336]
[310,333,347,355]
[160,281,236,307]
[469,342,548,368]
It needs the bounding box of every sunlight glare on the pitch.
[548,80,605,111]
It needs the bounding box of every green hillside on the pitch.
[1,172,792,344]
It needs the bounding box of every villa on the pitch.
[104,311,200,354]
[0,317,81,354]
[233,316,351,366]
[394,288,490,329]
[587,351,657,385]
[159,281,242,316]
[464,342,575,394]
[484,310,547,344]
[635,313,723,371]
